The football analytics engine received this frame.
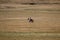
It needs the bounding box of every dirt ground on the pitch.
[0,4,60,40]
[0,4,60,32]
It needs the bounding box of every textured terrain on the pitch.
[0,4,60,40]
[0,0,60,4]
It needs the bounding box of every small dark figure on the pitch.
[29,3,35,5]
[28,17,34,23]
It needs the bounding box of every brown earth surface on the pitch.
[0,4,60,33]
[0,4,60,40]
